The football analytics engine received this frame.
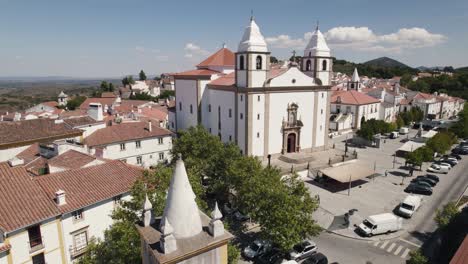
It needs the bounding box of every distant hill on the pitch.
[363,57,412,69]
[456,66,468,74]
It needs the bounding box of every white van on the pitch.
[399,127,409,135]
[427,164,449,174]
[358,213,403,237]
[390,131,399,139]
[397,195,422,218]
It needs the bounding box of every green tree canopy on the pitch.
[139,70,147,81]
[434,202,460,229]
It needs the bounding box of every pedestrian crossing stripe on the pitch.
[371,241,418,259]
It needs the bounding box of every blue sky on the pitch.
[1,0,467,77]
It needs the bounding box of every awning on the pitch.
[320,162,375,183]
[398,141,425,152]
[422,130,437,139]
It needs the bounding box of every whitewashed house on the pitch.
[173,18,332,157]
[330,90,380,129]
[84,121,173,168]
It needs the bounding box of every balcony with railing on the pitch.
[28,235,44,253]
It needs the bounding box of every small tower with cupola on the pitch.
[235,17,270,88]
[301,24,333,85]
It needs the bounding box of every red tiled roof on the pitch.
[209,72,235,86]
[331,90,380,105]
[63,116,103,127]
[79,98,117,110]
[114,100,151,114]
[101,92,117,98]
[16,143,40,163]
[47,150,101,170]
[84,121,173,147]
[0,119,83,150]
[25,156,48,176]
[196,48,235,68]
[42,101,59,108]
[267,67,288,81]
[399,98,411,105]
[413,92,434,100]
[0,162,59,232]
[450,235,468,264]
[59,109,87,118]
[35,161,142,213]
[139,106,168,121]
[173,69,220,77]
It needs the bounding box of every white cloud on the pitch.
[265,26,446,53]
[184,42,210,58]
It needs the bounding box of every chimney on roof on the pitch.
[55,190,66,206]
[148,121,152,132]
[8,157,24,167]
[88,103,103,121]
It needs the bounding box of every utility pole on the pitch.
[393,153,396,169]
[348,174,352,196]
[373,161,376,182]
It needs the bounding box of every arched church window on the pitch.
[256,56,262,70]
[239,55,245,70]
[306,60,312,71]
[322,60,327,71]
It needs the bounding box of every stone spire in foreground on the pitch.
[160,217,177,254]
[160,157,203,238]
[209,202,225,238]
[142,193,155,227]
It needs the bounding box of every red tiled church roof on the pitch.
[331,90,380,105]
[196,48,235,68]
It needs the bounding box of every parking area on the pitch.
[304,128,467,240]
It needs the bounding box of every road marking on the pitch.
[394,245,403,255]
[373,241,380,247]
[380,241,389,249]
[399,238,422,248]
[401,248,411,259]
[386,243,396,252]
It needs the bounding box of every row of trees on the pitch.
[79,126,321,263]
[99,81,115,92]
[406,131,457,168]
[396,107,424,128]
[450,103,468,138]
[402,73,468,100]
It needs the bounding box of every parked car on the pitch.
[389,131,399,139]
[449,154,462,160]
[357,213,403,237]
[441,159,457,166]
[399,127,409,135]
[397,195,422,218]
[414,176,437,186]
[425,174,440,182]
[257,248,284,264]
[289,240,318,260]
[405,183,433,195]
[427,164,449,174]
[243,240,271,259]
[303,253,329,264]
[433,162,451,169]
[452,148,468,155]
[410,180,432,189]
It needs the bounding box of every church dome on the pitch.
[238,18,268,53]
[304,27,330,57]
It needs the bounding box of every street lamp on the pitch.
[348,174,352,196]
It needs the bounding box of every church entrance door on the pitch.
[287,133,296,153]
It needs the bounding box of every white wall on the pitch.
[237,95,246,154]
[251,94,265,156]
[76,123,106,141]
[203,89,236,143]
[175,79,198,130]
[0,145,30,162]
[25,104,56,113]
[97,136,172,168]
[6,218,64,264]
[268,91,315,155]
[61,194,131,262]
[314,91,328,147]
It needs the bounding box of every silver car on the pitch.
[243,239,271,260]
[289,240,318,260]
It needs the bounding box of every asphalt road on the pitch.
[314,151,468,264]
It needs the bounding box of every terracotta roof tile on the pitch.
[63,116,103,127]
[331,90,380,105]
[16,143,40,163]
[101,92,117,98]
[42,101,59,108]
[0,119,83,150]
[79,98,117,110]
[35,161,142,214]
[209,72,235,86]
[196,48,235,68]
[0,243,11,253]
[173,69,220,77]
[139,106,168,121]
[114,100,151,114]
[0,162,59,232]
[84,121,173,147]
[47,150,101,170]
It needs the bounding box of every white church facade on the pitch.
[173,18,333,158]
